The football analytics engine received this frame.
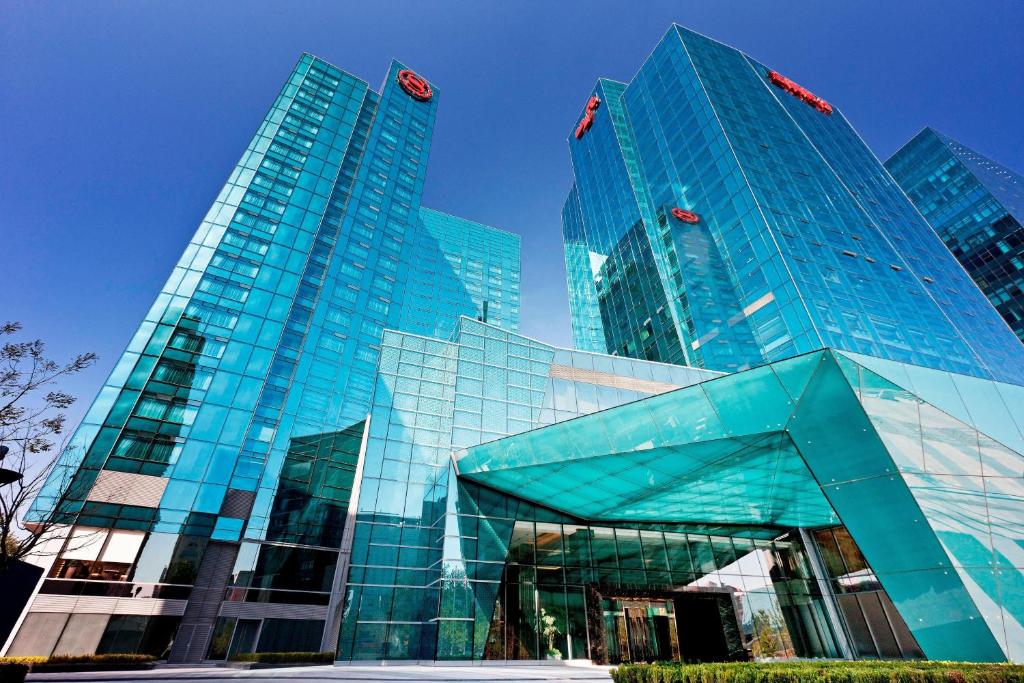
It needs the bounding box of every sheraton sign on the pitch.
[574,95,602,139]
[397,69,432,102]
[671,208,700,223]
[767,70,832,115]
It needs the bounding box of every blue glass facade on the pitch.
[336,318,719,660]
[562,185,606,354]
[885,128,1024,343]
[563,26,1024,384]
[400,208,521,339]
[7,55,519,662]
[460,348,1024,662]
[8,25,1024,668]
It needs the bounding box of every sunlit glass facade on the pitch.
[5,55,520,662]
[885,128,1024,344]
[336,319,721,660]
[459,349,1024,663]
[6,25,1024,668]
[563,27,1024,384]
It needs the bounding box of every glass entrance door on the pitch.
[603,598,680,663]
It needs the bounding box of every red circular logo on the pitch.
[397,69,432,102]
[671,208,700,223]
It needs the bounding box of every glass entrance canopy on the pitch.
[456,349,1024,663]
[457,411,836,528]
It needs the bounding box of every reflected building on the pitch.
[265,423,365,548]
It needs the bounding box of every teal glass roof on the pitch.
[460,431,835,527]
[456,351,837,528]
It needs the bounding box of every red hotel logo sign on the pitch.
[397,69,432,102]
[574,95,601,139]
[767,71,832,115]
[671,208,700,223]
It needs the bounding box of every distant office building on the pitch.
[886,128,1024,343]
[563,30,1024,385]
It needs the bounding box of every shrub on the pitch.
[229,651,335,664]
[41,654,154,665]
[610,661,1024,683]
[0,658,44,667]
[0,654,155,673]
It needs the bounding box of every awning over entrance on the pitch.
[456,348,1024,663]
[455,350,847,527]
[458,426,835,527]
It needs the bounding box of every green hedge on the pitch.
[610,661,1024,683]
[0,654,154,674]
[229,651,334,664]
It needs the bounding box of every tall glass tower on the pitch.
[886,128,1024,343]
[6,55,519,662]
[563,26,1024,384]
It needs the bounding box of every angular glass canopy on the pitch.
[456,349,1024,663]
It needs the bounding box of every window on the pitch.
[48,528,146,583]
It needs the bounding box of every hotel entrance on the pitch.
[602,598,680,664]
[592,588,748,665]
[482,520,848,664]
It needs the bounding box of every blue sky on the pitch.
[3,0,1023,429]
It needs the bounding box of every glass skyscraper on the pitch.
[5,27,1024,667]
[553,25,1024,664]
[885,128,1024,344]
[4,55,520,662]
[563,28,1024,385]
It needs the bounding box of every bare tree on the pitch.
[0,321,96,571]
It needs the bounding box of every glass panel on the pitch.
[507,579,538,659]
[256,618,324,653]
[62,528,108,561]
[6,613,68,657]
[228,619,260,658]
[96,615,147,655]
[535,523,563,566]
[208,617,237,660]
[100,531,146,564]
[860,592,901,658]
[615,529,644,570]
[812,528,846,578]
[837,594,877,658]
[563,525,590,567]
[566,587,589,660]
[53,613,108,656]
[640,530,669,572]
[508,521,535,565]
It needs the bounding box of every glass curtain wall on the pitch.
[812,526,924,659]
[452,481,842,663]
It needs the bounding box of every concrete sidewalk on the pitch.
[27,662,615,683]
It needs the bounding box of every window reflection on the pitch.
[46,526,207,588]
[812,526,923,659]
[461,479,848,664]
